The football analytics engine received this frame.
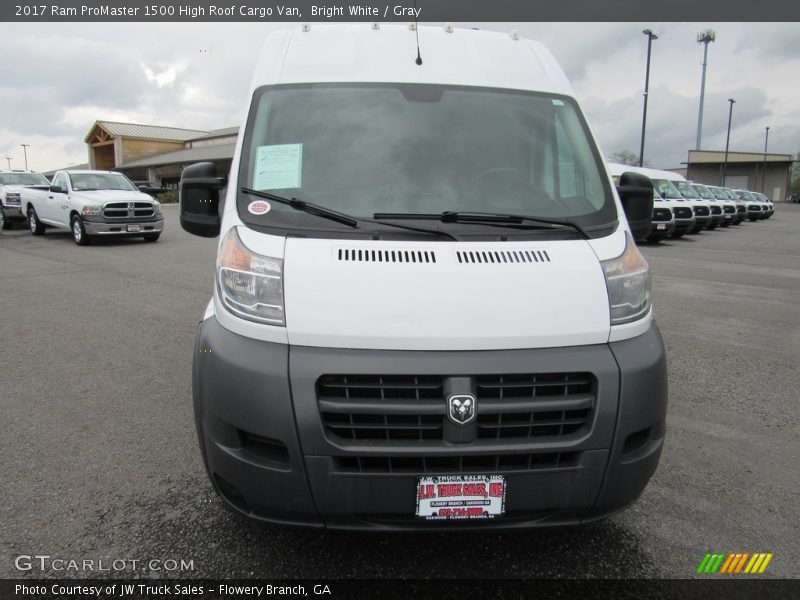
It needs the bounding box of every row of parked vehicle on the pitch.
[0,169,164,244]
[607,163,775,243]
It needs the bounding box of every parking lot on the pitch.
[1,203,798,579]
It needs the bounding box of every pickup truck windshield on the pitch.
[651,178,684,200]
[238,83,615,233]
[69,173,137,192]
[0,173,49,186]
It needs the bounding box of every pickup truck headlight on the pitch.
[81,206,102,216]
[153,201,162,215]
[216,227,285,326]
[601,232,651,325]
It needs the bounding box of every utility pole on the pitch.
[4,157,11,170]
[639,29,659,167]
[21,144,30,170]
[762,127,770,194]
[695,30,716,149]
[721,98,735,186]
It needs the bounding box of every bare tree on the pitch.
[608,150,644,166]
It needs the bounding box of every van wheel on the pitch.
[71,215,91,246]
[142,233,160,242]
[28,208,45,235]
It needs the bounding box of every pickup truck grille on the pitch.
[693,206,710,217]
[317,373,595,444]
[673,206,693,220]
[103,202,155,219]
[652,208,672,222]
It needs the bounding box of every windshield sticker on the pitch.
[247,200,271,215]
[253,143,303,190]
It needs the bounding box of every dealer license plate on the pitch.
[416,475,506,520]
[127,224,141,232]
[656,223,666,230]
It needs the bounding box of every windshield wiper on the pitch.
[373,211,589,239]
[241,188,460,240]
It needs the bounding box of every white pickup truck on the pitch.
[0,171,50,230]
[21,169,164,245]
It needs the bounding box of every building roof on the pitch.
[117,143,236,169]
[190,126,239,141]
[688,150,793,165]
[84,120,209,143]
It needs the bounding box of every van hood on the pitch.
[72,190,154,205]
[278,237,611,351]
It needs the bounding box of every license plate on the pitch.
[127,224,141,232]
[656,223,666,230]
[416,475,506,520]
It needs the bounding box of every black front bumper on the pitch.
[193,318,668,530]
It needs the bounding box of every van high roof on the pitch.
[252,24,575,97]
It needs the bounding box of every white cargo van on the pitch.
[180,24,667,529]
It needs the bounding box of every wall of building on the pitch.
[687,163,789,201]
[119,139,185,165]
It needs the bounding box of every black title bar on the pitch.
[3,0,800,22]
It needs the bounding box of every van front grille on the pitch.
[317,373,595,443]
[710,205,722,215]
[673,206,693,219]
[694,206,710,217]
[652,208,672,222]
[334,452,581,474]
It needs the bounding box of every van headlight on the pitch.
[216,227,285,325]
[601,232,650,325]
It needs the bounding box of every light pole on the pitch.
[721,98,735,186]
[762,126,770,193]
[4,157,11,170]
[639,29,658,167]
[695,29,716,149]
[21,144,30,170]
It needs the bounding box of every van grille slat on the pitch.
[334,452,580,474]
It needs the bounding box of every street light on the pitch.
[762,126,770,193]
[639,29,658,167]
[721,98,736,186]
[695,29,716,149]
[4,157,11,170]
[21,144,30,170]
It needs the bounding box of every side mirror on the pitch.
[616,172,654,242]
[49,185,65,194]
[179,162,226,237]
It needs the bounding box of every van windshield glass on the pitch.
[238,83,614,231]
[651,178,683,200]
[675,181,700,199]
[693,185,715,200]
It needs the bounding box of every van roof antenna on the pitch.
[413,0,422,65]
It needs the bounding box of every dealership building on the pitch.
[682,150,794,201]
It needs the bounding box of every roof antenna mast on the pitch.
[413,0,422,65]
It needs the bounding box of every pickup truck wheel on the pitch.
[71,215,91,246]
[28,208,45,235]
[0,208,10,230]
[142,233,160,242]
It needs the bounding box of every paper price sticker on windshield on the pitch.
[416,475,506,520]
[253,143,303,190]
[247,200,271,215]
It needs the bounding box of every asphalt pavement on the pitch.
[1,204,798,579]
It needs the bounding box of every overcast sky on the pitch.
[0,21,798,172]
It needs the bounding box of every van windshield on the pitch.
[675,181,701,199]
[651,178,684,200]
[693,185,716,200]
[238,83,615,235]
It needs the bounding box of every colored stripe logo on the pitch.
[697,552,773,574]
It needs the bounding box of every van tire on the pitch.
[71,215,91,246]
[28,208,45,235]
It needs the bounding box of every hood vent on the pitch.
[456,249,550,264]
[337,248,437,264]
